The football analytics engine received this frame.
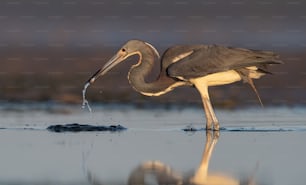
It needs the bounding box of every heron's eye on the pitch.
[121,48,126,52]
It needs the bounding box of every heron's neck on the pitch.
[128,51,178,96]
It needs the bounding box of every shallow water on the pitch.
[0,104,305,185]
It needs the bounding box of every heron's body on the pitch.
[86,40,282,130]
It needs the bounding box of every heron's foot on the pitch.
[206,123,213,130]
[213,122,220,131]
[205,122,220,131]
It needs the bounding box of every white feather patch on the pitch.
[171,50,194,63]
[144,42,160,59]
[139,81,186,96]
[191,70,242,87]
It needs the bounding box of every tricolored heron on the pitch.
[85,39,282,130]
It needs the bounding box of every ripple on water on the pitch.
[183,126,306,132]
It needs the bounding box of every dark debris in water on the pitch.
[182,126,204,132]
[182,125,207,132]
[47,123,127,133]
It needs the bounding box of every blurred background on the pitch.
[0,0,305,107]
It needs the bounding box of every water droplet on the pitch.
[82,82,92,112]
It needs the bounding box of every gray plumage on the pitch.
[166,45,281,79]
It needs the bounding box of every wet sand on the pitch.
[0,104,305,185]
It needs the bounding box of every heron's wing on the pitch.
[160,45,204,71]
[167,45,282,79]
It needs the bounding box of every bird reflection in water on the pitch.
[86,131,257,185]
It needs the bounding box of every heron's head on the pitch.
[86,40,159,84]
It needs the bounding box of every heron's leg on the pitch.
[202,97,213,130]
[204,97,219,131]
[194,82,220,130]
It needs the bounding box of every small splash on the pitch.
[82,82,92,112]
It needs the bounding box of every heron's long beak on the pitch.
[86,51,127,84]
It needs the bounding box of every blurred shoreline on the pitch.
[0,50,305,108]
[1,0,305,107]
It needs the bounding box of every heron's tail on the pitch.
[251,50,284,69]
[235,51,283,106]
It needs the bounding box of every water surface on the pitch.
[0,104,305,185]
